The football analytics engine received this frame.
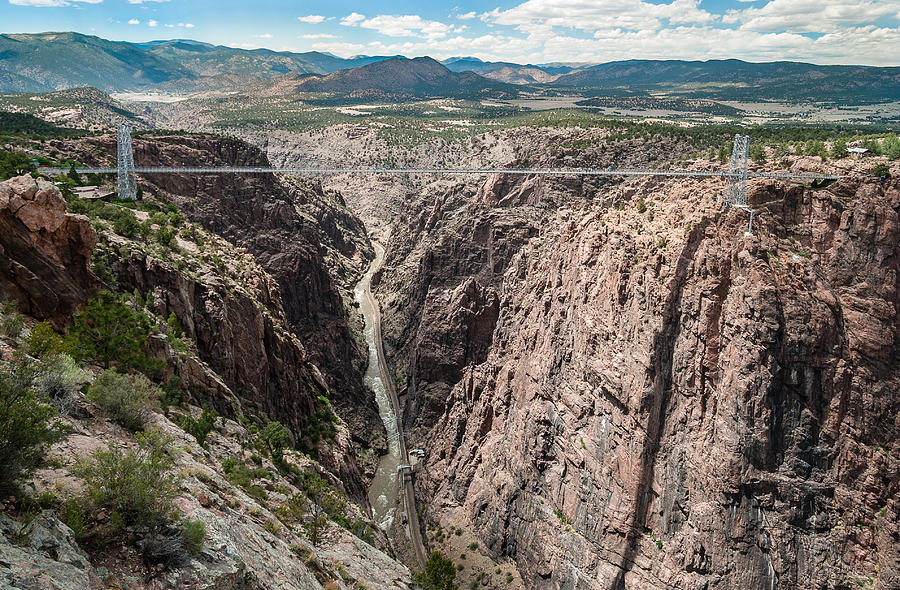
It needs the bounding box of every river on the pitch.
[354,241,401,529]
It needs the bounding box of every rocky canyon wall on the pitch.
[383,164,899,588]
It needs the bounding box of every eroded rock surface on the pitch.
[0,175,99,326]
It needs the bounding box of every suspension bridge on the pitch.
[39,124,844,229]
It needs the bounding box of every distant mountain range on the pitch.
[291,57,519,98]
[1,32,899,103]
[0,32,400,92]
[551,59,900,102]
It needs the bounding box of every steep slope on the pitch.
[292,57,519,98]
[366,128,899,588]
[0,175,414,589]
[36,131,385,496]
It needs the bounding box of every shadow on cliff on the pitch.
[610,210,724,590]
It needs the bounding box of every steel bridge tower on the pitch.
[724,133,750,207]
[116,122,137,201]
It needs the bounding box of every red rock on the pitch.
[0,176,100,327]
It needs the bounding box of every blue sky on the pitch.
[3,1,900,65]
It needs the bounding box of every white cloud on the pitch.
[457,11,477,20]
[340,12,366,26]
[485,0,720,34]
[302,33,338,39]
[128,18,140,25]
[724,0,900,33]
[9,0,101,6]
[297,14,325,24]
[256,33,274,39]
[179,22,194,28]
[127,0,169,3]
[354,14,457,39]
[147,19,158,27]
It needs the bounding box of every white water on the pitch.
[354,242,401,529]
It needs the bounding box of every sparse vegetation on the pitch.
[76,429,178,533]
[86,369,157,431]
[0,360,66,492]
[182,520,206,556]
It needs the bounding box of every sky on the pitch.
[2,0,900,66]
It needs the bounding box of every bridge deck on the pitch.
[38,166,844,181]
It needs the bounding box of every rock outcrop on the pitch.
[0,175,99,326]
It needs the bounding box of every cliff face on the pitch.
[65,133,382,465]
[382,165,899,588]
[0,175,99,326]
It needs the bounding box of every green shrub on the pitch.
[0,361,65,492]
[414,552,458,590]
[37,353,89,416]
[156,227,177,249]
[112,211,140,238]
[0,314,24,338]
[831,138,848,158]
[76,429,177,532]
[161,374,184,408]
[182,520,205,556]
[0,151,35,181]
[180,405,218,448]
[59,497,88,539]
[749,144,766,164]
[25,321,68,358]
[221,457,270,499]
[260,421,291,464]
[150,211,169,227]
[86,369,156,431]
[872,163,890,178]
[884,135,900,159]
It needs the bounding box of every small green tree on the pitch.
[415,552,458,590]
[831,138,848,159]
[871,163,891,178]
[0,361,65,492]
[67,165,82,186]
[67,291,160,374]
[180,405,218,448]
[76,429,177,532]
[883,134,900,160]
[25,321,68,358]
[0,151,34,181]
[749,144,766,164]
[304,477,329,547]
[260,421,291,464]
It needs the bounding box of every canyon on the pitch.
[288,126,899,589]
[1,119,898,590]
